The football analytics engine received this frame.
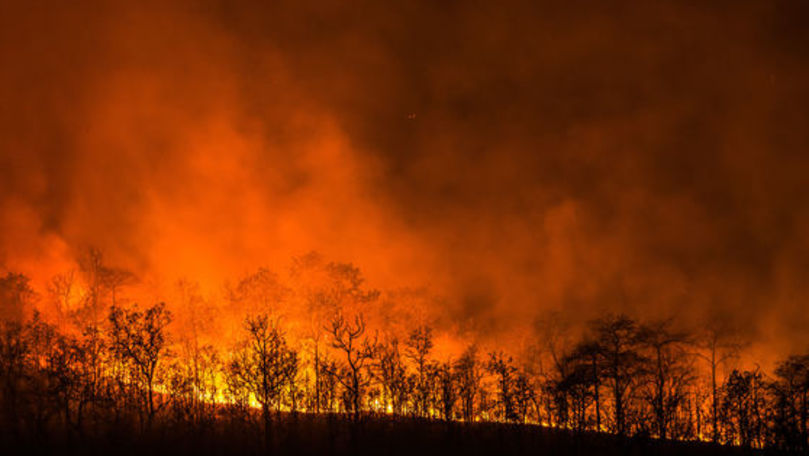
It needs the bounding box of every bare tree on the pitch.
[486,351,518,422]
[405,325,434,418]
[108,302,172,428]
[227,268,288,317]
[637,319,695,440]
[513,369,535,424]
[556,362,594,430]
[455,345,483,422]
[372,337,409,414]
[720,369,764,447]
[77,248,109,327]
[436,360,457,421]
[228,313,298,447]
[591,314,644,436]
[0,319,29,436]
[47,270,76,325]
[317,355,340,413]
[696,319,747,442]
[568,339,604,431]
[324,311,375,422]
[772,354,809,451]
[290,253,380,416]
[0,272,36,323]
[535,311,578,428]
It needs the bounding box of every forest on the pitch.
[3,0,809,454]
[1,250,808,455]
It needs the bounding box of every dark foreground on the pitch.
[1,413,782,456]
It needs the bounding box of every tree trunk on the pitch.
[314,344,320,414]
[352,373,361,422]
[592,357,601,432]
[614,381,624,436]
[262,403,272,453]
[711,350,718,443]
[147,375,155,430]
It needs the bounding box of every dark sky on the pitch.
[2,0,809,359]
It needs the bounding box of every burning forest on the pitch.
[2,0,809,455]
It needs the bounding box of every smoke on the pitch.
[2,0,809,364]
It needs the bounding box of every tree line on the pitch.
[1,255,809,453]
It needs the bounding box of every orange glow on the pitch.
[1,5,809,444]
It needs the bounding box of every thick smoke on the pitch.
[2,0,809,365]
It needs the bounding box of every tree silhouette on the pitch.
[405,325,434,418]
[372,337,409,414]
[228,313,297,448]
[568,339,604,431]
[696,319,746,443]
[637,319,694,440]
[11,259,809,453]
[772,354,809,451]
[324,311,374,422]
[720,369,764,447]
[436,360,457,421]
[486,351,518,422]
[0,272,35,323]
[455,345,482,422]
[0,320,28,437]
[108,302,172,428]
[591,314,645,436]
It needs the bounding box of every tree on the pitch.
[43,330,83,439]
[317,355,340,413]
[405,325,434,418]
[696,319,746,443]
[372,337,409,414]
[227,268,288,317]
[455,345,483,422]
[556,361,594,430]
[720,369,764,448]
[486,351,518,422]
[0,319,29,436]
[568,339,604,431]
[0,272,35,323]
[228,313,297,447]
[436,360,457,421]
[25,313,63,436]
[772,354,809,451]
[513,369,535,424]
[324,311,375,422]
[591,314,644,436]
[535,311,577,428]
[637,319,695,440]
[47,270,77,325]
[78,248,132,327]
[290,253,380,416]
[108,302,172,428]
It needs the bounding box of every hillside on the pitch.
[5,412,778,456]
